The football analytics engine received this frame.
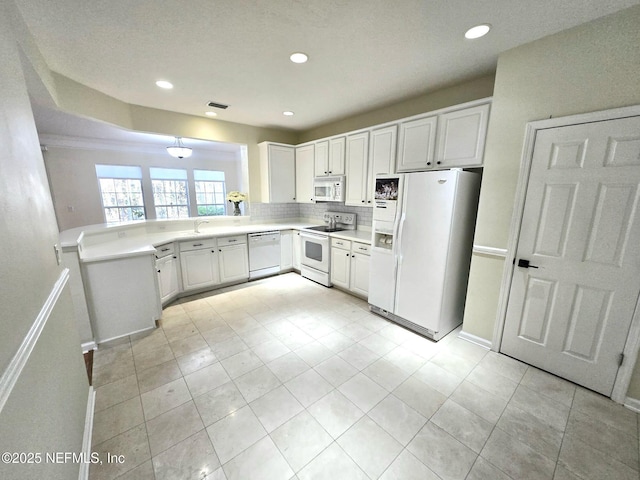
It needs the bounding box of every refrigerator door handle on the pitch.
[395,212,406,261]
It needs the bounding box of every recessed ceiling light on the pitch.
[155,80,174,89]
[283,111,294,116]
[289,52,308,64]
[465,24,491,39]
[205,111,217,117]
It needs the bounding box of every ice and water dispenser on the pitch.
[372,175,403,250]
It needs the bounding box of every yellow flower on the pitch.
[226,191,247,203]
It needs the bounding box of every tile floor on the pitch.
[89,273,639,480]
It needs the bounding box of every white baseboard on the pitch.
[81,341,97,353]
[624,396,640,414]
[78,386,96,480]
[458,330,492,350]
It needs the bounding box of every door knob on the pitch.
[517,259,539,269]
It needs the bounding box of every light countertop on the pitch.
[63,220,371,263]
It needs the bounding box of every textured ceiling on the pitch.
[16,0,639,133]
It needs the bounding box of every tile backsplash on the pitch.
[249,202,372,227]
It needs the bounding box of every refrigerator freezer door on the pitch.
[368,247,396,312]
[394,170,458,331]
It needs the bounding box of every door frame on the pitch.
[492,104,640,404]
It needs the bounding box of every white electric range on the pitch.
[300,211,356,287]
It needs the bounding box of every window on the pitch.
[95,165,146,223]
[194,170,226,216]
[150,167,189,219]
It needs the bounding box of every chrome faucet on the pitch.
[194,219,209,233]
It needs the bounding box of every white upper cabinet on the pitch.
[259,142,296,203]
[295,144,315,203]
[328,137,345,175]
[314,140,329,177]
[315,137,345,176]
[370,125,397,177]
[397,102,490,171]
[435,103,489,168]
[397,115,437,172]
[345,132,371,206]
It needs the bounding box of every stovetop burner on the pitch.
[305,225,347,233]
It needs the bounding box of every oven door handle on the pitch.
[301,231,328,241]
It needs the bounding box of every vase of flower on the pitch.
[226,191,247,216]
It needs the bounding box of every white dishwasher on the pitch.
[248,231,281,279]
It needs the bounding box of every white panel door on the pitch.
[501,116,640,396]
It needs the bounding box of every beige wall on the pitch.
[462,6,640,394]
[0,1,89,478]
[44,144,245,230]
[298,74,495,142]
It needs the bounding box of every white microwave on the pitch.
[314,176,345,202]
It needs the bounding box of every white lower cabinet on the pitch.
[293,231,301,270]
[280,230,294,271]
[330,238,370,297]
[350,250,370,298]
[157,254,179,304]
[331,243,351,289]
[180,239,220,291]
[219,243,249,283]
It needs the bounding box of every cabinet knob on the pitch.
[324,171,328,174]
[173,255,177,259]
[219,249,222,252]
[346,253,349,256]
[328,171,332,174]
[211,250,215,253]
[367,200,371,203]
[352,255,355,258]
[157,269,161,273]
[437,161,442,165]
[361,200,365,203]
[427,162,432,166]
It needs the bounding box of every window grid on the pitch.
[98,178,146,223]
[152,179,190,219]
[195,180,226,216]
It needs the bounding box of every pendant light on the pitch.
[166,137,192,158]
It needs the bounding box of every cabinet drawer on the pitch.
[218,234,247,246]
[179,238,217,252]
[352,242,371,255]
[155,243,175,258]
[331,238,351,250]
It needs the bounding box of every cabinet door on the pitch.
[350,252,370,298]
[330,247,351,289]
[314,140,329,177]
[157,255,179,303]
[435,104,489,168]
[293,231,301,270]
[181,249,219,290]
[397,116,437,172]
[260,143,295,203]
[370,125,397,177]
[295,144,315,203]
[219,244,249,283]
[280,230,293,271]
[328,137,346,175]
[345,132,370,206]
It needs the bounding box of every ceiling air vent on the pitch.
[207,101,229,109]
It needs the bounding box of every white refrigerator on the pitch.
[369,169,480,341]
